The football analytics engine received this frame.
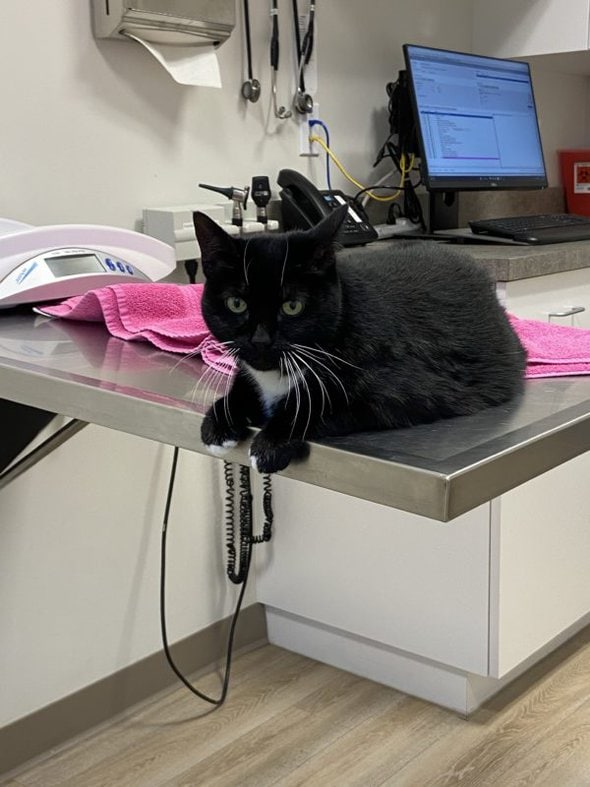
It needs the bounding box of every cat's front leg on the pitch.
[201,371,263,457]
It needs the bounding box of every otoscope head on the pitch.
[251,176,271,208]
[199,183,249,208]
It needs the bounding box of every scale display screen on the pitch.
[45,254,105,278]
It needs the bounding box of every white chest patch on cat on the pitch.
[243,363,293,416]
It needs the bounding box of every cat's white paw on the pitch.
[207,439,238,457]
[249,437,309,473]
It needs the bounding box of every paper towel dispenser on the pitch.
[92,0,235,47]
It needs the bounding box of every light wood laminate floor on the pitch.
[4,627,590,787]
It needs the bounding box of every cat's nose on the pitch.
[251,324,272,348]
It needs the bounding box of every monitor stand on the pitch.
[428,191,459,232]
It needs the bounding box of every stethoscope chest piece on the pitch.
[241,78,261,103]
[294,88,314,114]
[292,1,316,115]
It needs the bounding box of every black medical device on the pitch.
[278,168,378,246]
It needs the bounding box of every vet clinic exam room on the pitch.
[4,0,590,784]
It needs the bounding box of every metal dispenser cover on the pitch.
[92,0,235,46]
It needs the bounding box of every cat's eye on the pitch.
[281,300,304,316]
[225,296,247,314]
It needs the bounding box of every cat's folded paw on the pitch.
[249,433,310,474]
[201,412,249,456]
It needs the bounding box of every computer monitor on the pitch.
[403,44,547,230]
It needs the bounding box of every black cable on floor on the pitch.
[159,447,272,707]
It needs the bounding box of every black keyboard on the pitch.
[469,213,590,244]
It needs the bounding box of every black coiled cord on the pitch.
[160,447,273,707]
[373,73,426,230]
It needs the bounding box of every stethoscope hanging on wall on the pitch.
[270,0,292,119]
[292,0,315,114]
[241,0,261,102]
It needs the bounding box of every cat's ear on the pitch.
[193,211,239,277]
[307,203,348,270]
[313,203,349,241]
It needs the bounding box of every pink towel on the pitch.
[36,285,590,381]
[509,313,590,378]
[37,283,235,375]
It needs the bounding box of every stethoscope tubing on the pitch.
[242,0,261,102]
[271,0,292,118]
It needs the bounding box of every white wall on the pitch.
[0,0,474,230]
[1,0,589,730]
[0,428,242,726]
[0,0,476,728]
[530,65,590,185]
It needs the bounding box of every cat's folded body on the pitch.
[194,206,526,474]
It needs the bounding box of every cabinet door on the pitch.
[473,0,590,58]
[489,449,590,677]
[502,268,590,328]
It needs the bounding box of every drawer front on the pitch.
[501,268,590,328]
[490,450,590,677]
[256,478,492,675]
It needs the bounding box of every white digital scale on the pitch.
[0,218,176,308]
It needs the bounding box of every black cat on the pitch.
[193,206,526,474]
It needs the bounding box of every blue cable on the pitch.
[309,119,332,191]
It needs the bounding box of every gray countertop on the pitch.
[459,239,590,282]
[1,313,589,522]
[343,237,590,282]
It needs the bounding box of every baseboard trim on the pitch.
[0,602,267,777]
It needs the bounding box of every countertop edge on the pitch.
[2,359,589,522]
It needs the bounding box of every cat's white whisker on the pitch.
[293,342,363,371]
[193,347,238,407]
[279,238,289,287]
[279,354,292,406]
[291,349,331,420]
[170,340,236,376]
[195,367,225,406]
[283,354,302,440]
[282,355,297,438]
[289,353,313,439]
[291,346,350,405]
[190,370,219,407]
[242,239,252,285]
[222,360,235,426]
[280,354,295,409]
[168,347,202,373]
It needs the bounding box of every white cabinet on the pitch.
[473,0,590,58]
[257,450,590,712]
[499,267,590,327]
